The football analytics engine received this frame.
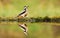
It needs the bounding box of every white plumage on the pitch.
[17,6,28,18]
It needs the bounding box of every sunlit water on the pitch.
[0,22,60,38]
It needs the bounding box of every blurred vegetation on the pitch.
[0,0,60,17]
[0,16,60,23]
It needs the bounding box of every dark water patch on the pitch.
[52,25,60,38]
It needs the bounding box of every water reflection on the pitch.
[0,22,60,38]
[18,23,28,36]
[0,22,26,38]
[52,25,60,38]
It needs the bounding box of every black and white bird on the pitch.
[18,6,28,35]
[19,23,28,35]
[17,6,28,18]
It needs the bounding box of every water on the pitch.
[0,22,60,38]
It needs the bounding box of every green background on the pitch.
[0,0,60,17]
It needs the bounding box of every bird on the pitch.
[18,6,29,36]
[17,6,28,18]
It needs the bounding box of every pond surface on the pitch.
[0,22,60,38]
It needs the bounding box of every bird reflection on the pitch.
[18,23,28,36]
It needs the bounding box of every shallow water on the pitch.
[0,22,60,38]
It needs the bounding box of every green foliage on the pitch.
[0,16,60,23]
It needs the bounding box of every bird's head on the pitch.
[24,5,29,8]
